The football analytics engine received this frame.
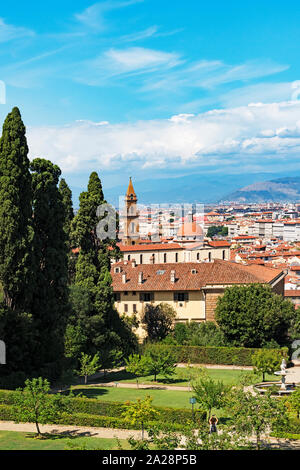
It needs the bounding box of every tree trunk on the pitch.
[141,422,144,441]
[85,375,87,385]
[136,378,139,389]
[35,421,41,436]
[263,371,265,382]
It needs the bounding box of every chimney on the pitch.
[122,273,127,284]
[138,271,143,284]
[170,270,176,283]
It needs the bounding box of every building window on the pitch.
[197,253,200,260]
[139,292,154,302]
[164,253,167,263]
[124,291,128,296]
[133,304,137,313]
[124,304,128,313]
[113,293,120,301]
[128,255,131,261]
[175,253,178,262]
[140,254,143,264]
[132,291,136,296]
[222,250,225,260]
[174,292,189,302]
[208,252,212,262]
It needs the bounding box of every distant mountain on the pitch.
[222,177,300,203]
[97,172,284,208]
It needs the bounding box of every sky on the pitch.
[1,0,300,202]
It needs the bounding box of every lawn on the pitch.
[85,366,277,388]
[0,430,128,450]
[71,385,194,409]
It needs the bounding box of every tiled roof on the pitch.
[284,290,300,297]
[117,243,183,252]
[111,259,283,292]
[208,241,231,247]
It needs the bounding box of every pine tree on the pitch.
[0,107,33,310]
[30,158,70,372]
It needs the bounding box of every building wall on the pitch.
[118,246,230,264]
[114,289,206,338]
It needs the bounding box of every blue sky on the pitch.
[1,0,300,201]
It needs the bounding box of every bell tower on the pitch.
[123,177,140,245]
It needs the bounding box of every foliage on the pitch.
[77,353,101,384]
[122,396,159,439]
[207,225,228,239]
[164,321,226,347]
[227,387,289,450]
[13,378,69,435]
[125,354,151,387]
[252,349,283,382]
[141,302,177,341]
[285,387,300,419]
[141,342,288,366]
[145,346,177,381]
[192,376,230,420]
[0,107,33,311]
[30,158,70,372]
[215,284,294,347]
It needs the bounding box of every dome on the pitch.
[177,221,203,238]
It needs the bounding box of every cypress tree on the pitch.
[30,158,70,373]
[0,107,33,310]
[58,178,74,241]
[69,172,137,363]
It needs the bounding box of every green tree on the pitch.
[58,178,74,240]
[286,387,300,419]
[30,158,70,372]
[145,347,177,382]
[13,378,69,436]
[192,376,230,420]
[125,354,151,388]
[69,172,137,362]
[228,387,288,450]
[142,303,177,341]
[122,396,159,440]
[215,284,294,347]
[0,107,33,311]
[77,352,101,384]
[252,349,283,382]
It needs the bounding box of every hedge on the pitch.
[0,390,206,427]
[141,344,288,366]
[0,404,189,432]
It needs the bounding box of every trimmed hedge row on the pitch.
[141,344,288,366]
[0,390,205,427]
[0,404,188,432]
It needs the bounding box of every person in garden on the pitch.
[209,415,218,434]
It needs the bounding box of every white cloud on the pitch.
[26,100,300,175]
[75,0,143,31]
[0,18,34,43]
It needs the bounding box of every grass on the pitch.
[71,385,194,409]
[85,367,278,388]
[0,430,128,450]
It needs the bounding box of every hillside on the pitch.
[221,177,300,203]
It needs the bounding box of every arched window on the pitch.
[140,254,143,264]
[208,252,211,262]
[222,250,226,260]
[164,253,167,263]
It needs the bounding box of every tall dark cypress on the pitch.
[69,172,137,362]
[58,178,74,242]
[30,158,70,371]
[0,107,33,310]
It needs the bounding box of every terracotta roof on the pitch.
[177,222,203,237]
[208,241,231,248]
[284,290,300,297]
[117,242,183,252]
[111,259,283,292]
